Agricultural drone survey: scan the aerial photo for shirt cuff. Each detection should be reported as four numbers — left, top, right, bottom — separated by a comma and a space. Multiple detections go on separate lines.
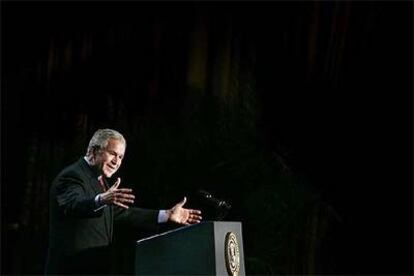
158, 210, 169, 223
94, 194, 107, 212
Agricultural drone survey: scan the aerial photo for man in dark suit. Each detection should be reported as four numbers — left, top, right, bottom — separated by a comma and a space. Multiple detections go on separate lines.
46, 128, 202, 275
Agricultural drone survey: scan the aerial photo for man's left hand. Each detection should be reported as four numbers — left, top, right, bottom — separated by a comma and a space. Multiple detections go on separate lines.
167, 197, 202, 225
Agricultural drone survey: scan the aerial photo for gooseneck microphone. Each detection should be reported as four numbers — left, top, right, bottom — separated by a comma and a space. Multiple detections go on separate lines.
196, 190, 232, 210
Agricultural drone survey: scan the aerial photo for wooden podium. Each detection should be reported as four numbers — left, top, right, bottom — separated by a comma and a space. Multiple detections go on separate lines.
135, 221, 245, 275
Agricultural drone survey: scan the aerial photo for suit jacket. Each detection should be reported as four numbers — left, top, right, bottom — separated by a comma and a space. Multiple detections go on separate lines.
45, 158, 159, 275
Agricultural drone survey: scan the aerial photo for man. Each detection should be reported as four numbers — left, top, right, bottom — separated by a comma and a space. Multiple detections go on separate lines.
46, 128, 202, 275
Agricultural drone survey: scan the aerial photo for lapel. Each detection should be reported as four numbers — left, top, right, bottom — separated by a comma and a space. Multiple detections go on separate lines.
78, 158, 113, 239
78, 158, 102, 194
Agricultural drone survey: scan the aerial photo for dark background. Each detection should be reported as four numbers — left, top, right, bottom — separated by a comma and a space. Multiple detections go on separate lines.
1, 1, 412, 275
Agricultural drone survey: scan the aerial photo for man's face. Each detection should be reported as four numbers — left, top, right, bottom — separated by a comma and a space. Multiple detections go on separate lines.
94, 138, 125, 178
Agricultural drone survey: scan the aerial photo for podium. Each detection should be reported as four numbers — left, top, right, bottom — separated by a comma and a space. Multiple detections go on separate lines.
135, 221, 245, 275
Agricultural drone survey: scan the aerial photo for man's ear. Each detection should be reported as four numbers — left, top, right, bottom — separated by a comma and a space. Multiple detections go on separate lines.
92, 146, 102, 159
87, 146, 100, 162
92, 145, 101, 154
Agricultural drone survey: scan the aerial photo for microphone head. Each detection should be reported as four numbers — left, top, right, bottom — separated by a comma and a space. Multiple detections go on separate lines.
193, 189, 232, 221
197, 190, 212, 199
196, 189, 231, 209
219, 200, 232, 210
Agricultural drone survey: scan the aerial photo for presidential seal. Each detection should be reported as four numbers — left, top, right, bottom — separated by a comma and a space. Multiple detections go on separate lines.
225, 232, 240, 276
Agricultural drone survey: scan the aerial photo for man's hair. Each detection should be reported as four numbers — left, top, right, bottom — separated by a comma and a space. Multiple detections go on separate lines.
86, 128, 126, 156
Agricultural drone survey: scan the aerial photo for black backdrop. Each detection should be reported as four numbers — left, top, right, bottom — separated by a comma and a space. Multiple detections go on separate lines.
1, 1, 412, 275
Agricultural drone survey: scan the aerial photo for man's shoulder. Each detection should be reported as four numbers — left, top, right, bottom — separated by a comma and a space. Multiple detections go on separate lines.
60, 158, 84, 172
53, 158, 89, 182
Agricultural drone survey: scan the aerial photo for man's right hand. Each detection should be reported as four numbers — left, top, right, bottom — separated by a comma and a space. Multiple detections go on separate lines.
99, 177, 135, 209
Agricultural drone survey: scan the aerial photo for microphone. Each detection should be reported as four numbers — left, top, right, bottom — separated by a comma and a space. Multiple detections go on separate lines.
196, 190, 232, 210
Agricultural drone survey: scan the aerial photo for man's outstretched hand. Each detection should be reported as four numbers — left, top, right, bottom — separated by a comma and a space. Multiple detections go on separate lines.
167, 197, 202, 225
100, 177, 135, 209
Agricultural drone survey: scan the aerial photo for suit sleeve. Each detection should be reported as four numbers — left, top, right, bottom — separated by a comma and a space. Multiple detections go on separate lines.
54, 172, 103, 218
114, 206, 159, 232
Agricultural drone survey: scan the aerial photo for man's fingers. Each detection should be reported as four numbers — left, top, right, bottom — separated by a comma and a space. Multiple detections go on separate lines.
188, 209, 202, 220
115, 188, 134, 193
187, 209, 202, 224
113, 177, 121, 189
190, 214, 202, 221
104, 190, 135, 205
117, 198, 134, 204
114, 192, 135, 199
177, 197, 187, 207
189, 209, 202, 215
187, 218, 201, 224
114, 193, 135, 204
113, 201, 129, 209
108, 178, 121, 191
111, 196, 134, 205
